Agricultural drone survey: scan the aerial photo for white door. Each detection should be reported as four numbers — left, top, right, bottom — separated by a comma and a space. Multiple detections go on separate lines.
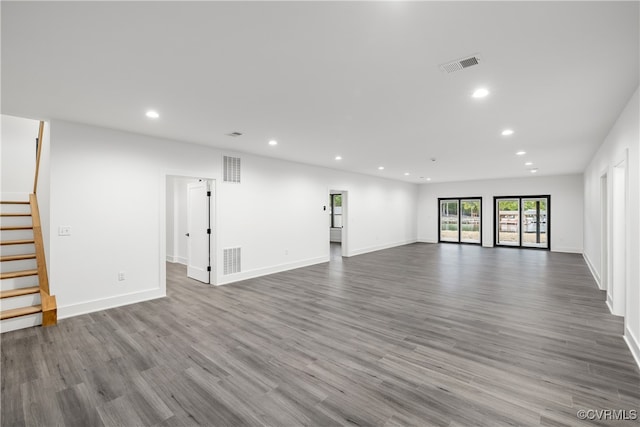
187, 181, 210, 283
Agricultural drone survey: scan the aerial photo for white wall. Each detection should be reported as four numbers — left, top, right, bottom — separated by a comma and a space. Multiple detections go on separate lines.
1, 115, 38, 196
583, 87, 639, 368
417, 174, 584, 253
48, 120, 418, 317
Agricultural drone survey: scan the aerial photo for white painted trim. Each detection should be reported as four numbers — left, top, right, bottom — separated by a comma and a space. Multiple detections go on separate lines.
166, 255, 187, 265
217, 255, 329, 286
582, 252, 602, 290
346, 239, 418, 257
606, 296, 616, 316
417, 238, 437, 244
624, 326, 640, 370
58, 288, 166, 319
551, 247, 583, 254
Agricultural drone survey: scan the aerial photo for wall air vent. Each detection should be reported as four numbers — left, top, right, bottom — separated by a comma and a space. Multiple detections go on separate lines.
223, 247, 241, 275
439, 54, 482, 74
223, 156, 241, 183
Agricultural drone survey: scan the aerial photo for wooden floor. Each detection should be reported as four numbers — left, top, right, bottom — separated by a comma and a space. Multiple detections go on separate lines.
2, 243, 639, 426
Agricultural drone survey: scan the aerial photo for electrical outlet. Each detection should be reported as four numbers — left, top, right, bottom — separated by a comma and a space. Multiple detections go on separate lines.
58, 226, 71, 236
118, 271, 125, 281
284, 249, 289, 255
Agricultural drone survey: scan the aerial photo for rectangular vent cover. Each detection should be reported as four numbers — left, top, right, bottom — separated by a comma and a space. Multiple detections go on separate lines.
223, 247, 241, 275
223, 156, 241, 183
439, 54, 481, 74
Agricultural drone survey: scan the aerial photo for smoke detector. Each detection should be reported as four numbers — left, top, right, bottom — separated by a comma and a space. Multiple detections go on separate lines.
439, 54, 482, 74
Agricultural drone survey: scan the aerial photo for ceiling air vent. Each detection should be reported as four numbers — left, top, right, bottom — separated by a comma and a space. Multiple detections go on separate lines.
226, 132, 243, 137
223, 156, 241, 183
439, 54, 481, 74
223, 247, 241, 275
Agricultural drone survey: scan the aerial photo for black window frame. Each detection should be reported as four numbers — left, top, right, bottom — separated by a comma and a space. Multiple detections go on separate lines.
437, 197, 483, 245
493, 195, 550, 250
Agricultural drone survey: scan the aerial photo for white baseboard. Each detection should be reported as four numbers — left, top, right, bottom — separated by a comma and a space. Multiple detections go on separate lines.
582, 252, 602, 290
417, 238, 437, 244
347, 239, 418, 257
166, 255, 187, 265
217, 255, 329, 286
606, 297, 615, 316
551, 247, 583, 254
58, 288, 166, 319
624, 326, 640, 370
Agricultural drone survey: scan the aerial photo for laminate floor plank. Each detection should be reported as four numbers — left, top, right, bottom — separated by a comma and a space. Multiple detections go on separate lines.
2, 243, 639, 426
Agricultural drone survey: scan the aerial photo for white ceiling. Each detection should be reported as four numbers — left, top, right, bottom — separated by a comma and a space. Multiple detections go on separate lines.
2, 1, 638, 183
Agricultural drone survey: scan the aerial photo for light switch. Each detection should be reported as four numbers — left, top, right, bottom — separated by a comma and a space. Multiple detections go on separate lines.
58, 226, 71, 236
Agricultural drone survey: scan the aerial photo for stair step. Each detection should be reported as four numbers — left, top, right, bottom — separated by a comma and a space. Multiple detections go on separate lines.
0, 226, 33, 231
0, 269, 38, 280
0, 201, 30, 205
0, 213, 31, 217
0, 254, 37, 262
0, 286, 40, 299
0, 239, 35, 246
0, 305, 42, 320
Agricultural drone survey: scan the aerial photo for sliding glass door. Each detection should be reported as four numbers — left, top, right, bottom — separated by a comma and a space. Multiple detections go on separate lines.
439, 198, 482, 244
494, 196, 549, 249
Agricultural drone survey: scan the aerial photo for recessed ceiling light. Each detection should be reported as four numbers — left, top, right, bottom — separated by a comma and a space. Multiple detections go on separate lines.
378, 166, 385, 170
335, 156, 342, 160
472, 88, 489, 98
146, 110, 159, 119
516, 151, 526, 156
525, 162, 533, 166
268, 140, 278, 146
501, 129, 514, 136
530, 168, 538, 173
404, 172, 410, 176
426, 178, 432, 181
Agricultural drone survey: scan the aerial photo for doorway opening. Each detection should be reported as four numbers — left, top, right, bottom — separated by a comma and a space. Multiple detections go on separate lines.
329, 190, 348, 261
166, 175, 215, 285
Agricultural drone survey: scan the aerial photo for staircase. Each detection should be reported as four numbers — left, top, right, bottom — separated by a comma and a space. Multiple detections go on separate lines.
0, 121, 57, 331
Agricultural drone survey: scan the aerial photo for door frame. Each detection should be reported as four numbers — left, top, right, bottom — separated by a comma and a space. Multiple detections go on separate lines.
493, 195, 551, 250
328, 189, 348, 257
162, 173, 217, 291
437, 197, 483, 245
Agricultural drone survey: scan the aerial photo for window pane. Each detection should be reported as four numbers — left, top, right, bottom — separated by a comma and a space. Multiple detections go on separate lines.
460, 199, 481, 243
522, 198, 548, 248
497, 199, 520, 245
440, 200, 459, 242
333, 215, 342, 228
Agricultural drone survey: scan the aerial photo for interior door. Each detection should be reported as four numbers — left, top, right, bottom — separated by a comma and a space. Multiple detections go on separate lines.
187, 181, 210, 283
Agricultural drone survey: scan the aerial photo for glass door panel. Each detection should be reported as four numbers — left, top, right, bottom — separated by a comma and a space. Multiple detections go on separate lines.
496, 199, 520, 246
460, 199, 481, 243
440, 200, 459, 242
522, 198, 548, 248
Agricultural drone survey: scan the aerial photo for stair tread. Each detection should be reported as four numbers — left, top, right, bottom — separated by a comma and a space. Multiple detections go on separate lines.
0, 213, 31, 217
0, 226, 34, 230
0, 254, 37, 262
0, 201, 30, 205
0, 305, 42, 320
0, 239, 35, 246
0, 286, 40, 299
0, 269, 38, 280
